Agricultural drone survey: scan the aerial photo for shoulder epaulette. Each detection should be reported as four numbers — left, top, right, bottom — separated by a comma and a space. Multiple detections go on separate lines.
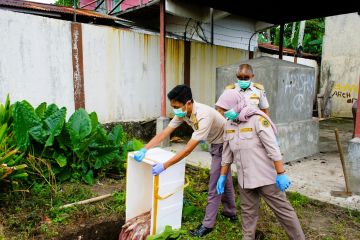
253, 83, 265, 91
225, 83, 236, 90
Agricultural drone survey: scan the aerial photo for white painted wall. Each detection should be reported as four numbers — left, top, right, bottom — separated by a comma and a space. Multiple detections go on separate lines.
0, 9, 75, 114
0, 9, 248, 123
82, 25, 162, 122
321, 13, 360, 117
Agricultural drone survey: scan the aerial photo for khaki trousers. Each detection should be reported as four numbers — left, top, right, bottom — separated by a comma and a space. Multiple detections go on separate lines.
239, 184, 305, 240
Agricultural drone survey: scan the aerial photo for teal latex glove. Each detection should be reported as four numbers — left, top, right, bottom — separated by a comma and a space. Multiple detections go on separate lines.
152, 163, 165, 175
134, 148, 147, 162
216, 175, 227, 194
276, 174, 291, 192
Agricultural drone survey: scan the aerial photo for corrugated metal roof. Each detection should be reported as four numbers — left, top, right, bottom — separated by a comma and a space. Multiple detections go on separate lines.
0, 0, 120, 21
258, 42, 318, 59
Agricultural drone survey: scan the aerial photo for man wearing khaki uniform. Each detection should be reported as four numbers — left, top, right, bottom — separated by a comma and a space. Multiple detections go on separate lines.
226, 63, 270, 115
133, 85, 237, 237
215, 89, 305, 240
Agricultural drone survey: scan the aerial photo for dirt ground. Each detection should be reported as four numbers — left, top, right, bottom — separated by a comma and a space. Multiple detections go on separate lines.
286, 117, 360, 210
2, 118, 360, 240
166, 117, 360, 211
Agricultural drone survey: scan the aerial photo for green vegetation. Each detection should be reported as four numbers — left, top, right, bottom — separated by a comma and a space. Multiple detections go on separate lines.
1, 165, 360, 239
55, 0, 79, 7
258, 18, 325, 55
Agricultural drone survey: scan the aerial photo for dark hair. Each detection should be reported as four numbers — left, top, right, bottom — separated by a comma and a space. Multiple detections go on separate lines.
167, 85, 193, 104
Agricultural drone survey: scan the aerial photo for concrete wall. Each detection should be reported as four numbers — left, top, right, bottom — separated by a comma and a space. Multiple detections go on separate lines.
216, 56, 316, 123
0, 9, 75, 114
82, 25, 163, 122
191, 42, 248, 107
216, 56, 319, 161
258, 53, 319, 96
0, 9, 247, 123
321, 13, 360, 117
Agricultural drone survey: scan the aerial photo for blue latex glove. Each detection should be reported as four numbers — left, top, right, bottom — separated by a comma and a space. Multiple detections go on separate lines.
216, 175, 227, 195
152, 163, 165, 175
276, 174, 291, 192
134, 148, 147, 162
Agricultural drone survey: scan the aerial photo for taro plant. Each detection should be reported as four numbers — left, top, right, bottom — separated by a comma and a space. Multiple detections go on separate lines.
12, 100, 127, 185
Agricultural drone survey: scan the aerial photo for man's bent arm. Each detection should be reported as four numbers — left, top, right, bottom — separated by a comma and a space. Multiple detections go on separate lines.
163, 138, 199, 169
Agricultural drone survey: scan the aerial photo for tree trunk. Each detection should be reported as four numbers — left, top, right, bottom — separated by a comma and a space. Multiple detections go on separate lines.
298, 20, 306, 47
290, 22, 296, 41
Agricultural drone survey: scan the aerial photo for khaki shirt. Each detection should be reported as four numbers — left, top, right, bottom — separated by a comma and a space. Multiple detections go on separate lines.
221, 115, 282, 189
234, 82, 269, 110
168, 101, 226, 144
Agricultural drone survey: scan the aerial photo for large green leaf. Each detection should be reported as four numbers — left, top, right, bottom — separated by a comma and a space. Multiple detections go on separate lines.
127, 139, 144, 151
13, 101, 41, 151
28, 124, 49, 144
56, 127, 72, 151
82, 170, 94, 185
67, 108, 92, 146
44, 104, 59, 119
35, 102, 47, 119
0, 123, 7, 144
108, 125, 124, 146
92, 149, 119, 169
55, 154, 67, 168
3, 94, 11, 124
89, 112, 99, 133
44, 107, 66, 147
0, 104, 5, 125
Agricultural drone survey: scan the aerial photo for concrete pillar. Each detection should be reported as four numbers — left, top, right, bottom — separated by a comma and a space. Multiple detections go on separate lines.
157, 117, 170, 147
347, 138, 360, 194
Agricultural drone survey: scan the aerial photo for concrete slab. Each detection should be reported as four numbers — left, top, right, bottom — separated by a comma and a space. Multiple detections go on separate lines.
347, 137, 360, 194
216, 56, 319, 162
277, 118, 319, 162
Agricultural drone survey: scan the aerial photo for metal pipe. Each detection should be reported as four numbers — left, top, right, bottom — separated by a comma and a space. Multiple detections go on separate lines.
79, 0, 98, 9
94, 0, 104, 11
160, 0, 166, 117
73, 0, 76, 22
108, 0, 124, 15
210, 8, 214, 45
279, 23, 285, 59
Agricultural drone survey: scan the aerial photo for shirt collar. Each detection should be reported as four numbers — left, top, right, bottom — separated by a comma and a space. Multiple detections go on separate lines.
184, 101, 197, 121
238, 82, 254, 92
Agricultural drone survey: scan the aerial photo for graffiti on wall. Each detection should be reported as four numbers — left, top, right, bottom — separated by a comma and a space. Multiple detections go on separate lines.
284, 71, 314, 112
332, 83, 358, 103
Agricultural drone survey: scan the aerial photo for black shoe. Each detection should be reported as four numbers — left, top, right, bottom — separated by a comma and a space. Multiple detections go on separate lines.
189, 224, 213, 237
221, 213, 238, 223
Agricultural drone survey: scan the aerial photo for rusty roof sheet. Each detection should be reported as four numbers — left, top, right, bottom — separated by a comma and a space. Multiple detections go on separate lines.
0, 0, 120, 21
258, 42, 318, 59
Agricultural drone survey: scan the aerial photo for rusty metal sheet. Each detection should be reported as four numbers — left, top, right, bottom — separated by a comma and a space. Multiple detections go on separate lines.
0, 0, 120, 20
71, 23, 85, 110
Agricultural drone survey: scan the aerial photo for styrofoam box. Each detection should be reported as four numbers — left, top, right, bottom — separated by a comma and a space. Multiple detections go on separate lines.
126, 148, 186, 235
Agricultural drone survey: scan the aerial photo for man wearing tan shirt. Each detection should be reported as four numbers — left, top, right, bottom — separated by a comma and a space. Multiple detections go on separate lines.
133, 85, 237, 237
225, 63, 270, 115
215, 89, 305, 240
